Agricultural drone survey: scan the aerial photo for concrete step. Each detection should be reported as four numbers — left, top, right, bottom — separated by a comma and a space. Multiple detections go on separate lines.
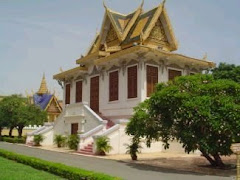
84, 147, 93, 151
78, 150, 94, 155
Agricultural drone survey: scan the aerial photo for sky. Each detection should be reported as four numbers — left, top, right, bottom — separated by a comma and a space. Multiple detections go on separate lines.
0, 0, 239, 98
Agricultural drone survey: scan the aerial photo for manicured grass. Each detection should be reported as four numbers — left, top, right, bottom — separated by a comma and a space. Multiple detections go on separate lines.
0, 149, 121, 180
0, 156, 63, 180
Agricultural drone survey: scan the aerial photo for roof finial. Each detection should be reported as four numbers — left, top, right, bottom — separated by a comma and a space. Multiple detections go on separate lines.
162, 0, 167, 7
203, 53, 208, 60
103, 0, 107, 9
141, 0, 144, 8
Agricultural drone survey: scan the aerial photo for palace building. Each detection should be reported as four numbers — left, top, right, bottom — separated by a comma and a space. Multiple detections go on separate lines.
27, 1, 215, 154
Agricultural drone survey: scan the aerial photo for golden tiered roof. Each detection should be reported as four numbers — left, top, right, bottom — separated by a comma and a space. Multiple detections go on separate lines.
53, 0, 215, 81
37, 74, 48, 95
77, 0, 178, 64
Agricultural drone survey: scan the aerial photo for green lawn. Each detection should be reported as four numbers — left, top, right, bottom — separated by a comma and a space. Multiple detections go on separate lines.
0, 156, 63, 180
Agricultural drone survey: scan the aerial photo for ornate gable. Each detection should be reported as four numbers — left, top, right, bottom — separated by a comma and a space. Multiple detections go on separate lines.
147, 18, 169, 47
45, 96, 62, 114
106, 24, 119, 44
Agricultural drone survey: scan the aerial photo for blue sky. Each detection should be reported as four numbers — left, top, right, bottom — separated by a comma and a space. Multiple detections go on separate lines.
0, 0, 239, 98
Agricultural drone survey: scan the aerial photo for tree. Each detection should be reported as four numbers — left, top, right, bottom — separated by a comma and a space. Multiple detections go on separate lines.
0, 95, 23, 137
0, 102, 7, 137
126, 74, 240, 167
212, 63, 240, 83
16, 104, 47, 137
0, 95, 47, 137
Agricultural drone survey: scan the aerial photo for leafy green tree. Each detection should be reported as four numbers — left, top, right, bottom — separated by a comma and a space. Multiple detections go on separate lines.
0, 95, 24, 136
126, 74, 240, 167
16, 104, 47, 137
0, 102, 7, 137
212, 63, 240, 83
0, 95, 47, 137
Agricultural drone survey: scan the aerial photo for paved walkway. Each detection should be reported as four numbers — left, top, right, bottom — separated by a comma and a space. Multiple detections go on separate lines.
0, 142, 233, 180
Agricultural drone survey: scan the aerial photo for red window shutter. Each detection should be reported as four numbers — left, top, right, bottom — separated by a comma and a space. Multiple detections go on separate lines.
75, 81, 82, 103
65, 84, 71, 105
168, 69, 182, 81
128, 66, 137, 98
109, 71, 119, 101
147, 66, 158, 97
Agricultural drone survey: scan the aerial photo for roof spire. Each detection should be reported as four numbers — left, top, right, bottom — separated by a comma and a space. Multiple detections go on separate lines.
162, 0, 167, 7
103, 0, 108, 9
141, 0, 144, 8
37, 73, 48, 95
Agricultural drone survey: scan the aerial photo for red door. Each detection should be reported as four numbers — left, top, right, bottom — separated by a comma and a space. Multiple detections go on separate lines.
71, 123, 78, 135
90, 76, 99, 112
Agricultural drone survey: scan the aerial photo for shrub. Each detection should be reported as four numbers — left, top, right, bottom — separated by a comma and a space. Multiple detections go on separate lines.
0, 136, 25, 144
96, 136, 112, 155
33, 134, 44, 146
0, 149, 121, 180
67, 135, 79, 150
54, 135, 66, 148
125, 137, 142, 161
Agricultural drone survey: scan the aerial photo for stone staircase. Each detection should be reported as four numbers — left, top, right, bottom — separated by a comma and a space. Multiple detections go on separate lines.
97, 113, 115, 129
78, 113, 115, 155
78, 142, 94, 155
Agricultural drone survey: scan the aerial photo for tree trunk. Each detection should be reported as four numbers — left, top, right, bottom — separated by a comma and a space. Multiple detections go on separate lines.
0, 126, 2, 137
17, 126, 24, 138
9, 126, 14, 137
200, 150, 217, 166
213, 154, 225, 167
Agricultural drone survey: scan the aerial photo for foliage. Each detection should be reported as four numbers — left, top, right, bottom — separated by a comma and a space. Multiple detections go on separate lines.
0, 95, 24, 136
16, 104, 47, 137
0, 95, 47, 137
67, 134, 80, 150
0, 149, 121, 180
0, 136, 25, 144
96, 136, 112, 155
33, 134, 44, 146
212, 63, 240, 83
54, 135, 66, 148
125, 137, 142, 160
0, 156, 61, 180
126, 74, 240, 167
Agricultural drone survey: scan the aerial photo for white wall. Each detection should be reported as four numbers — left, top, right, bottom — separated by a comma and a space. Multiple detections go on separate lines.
93, 123, 188, 155
62, 61, 198, 121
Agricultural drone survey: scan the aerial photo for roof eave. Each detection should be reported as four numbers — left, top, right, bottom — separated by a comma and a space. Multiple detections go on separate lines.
53, 67, 88, 80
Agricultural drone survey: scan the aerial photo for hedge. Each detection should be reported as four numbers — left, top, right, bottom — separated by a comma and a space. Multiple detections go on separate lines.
0, 149, 121, 180
0, 137, 25, 144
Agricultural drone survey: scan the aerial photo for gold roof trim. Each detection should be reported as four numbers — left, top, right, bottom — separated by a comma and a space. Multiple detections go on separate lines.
85, 32, 100, 56
105, 9, 123, 41
37, 74, 48, 95
161, 8, 178, 50
121, 5, 143, 41
76, 52, 99, 64
142, 2, 163, 41
95, 45, 215, 68
101, 1, 143, 42
53, 66, 88, 80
